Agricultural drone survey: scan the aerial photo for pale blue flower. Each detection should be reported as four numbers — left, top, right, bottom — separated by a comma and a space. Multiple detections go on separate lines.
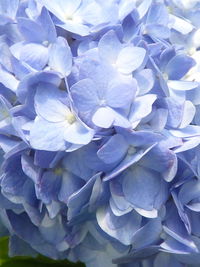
0, 0, 200, 266
29, 82, 94, 151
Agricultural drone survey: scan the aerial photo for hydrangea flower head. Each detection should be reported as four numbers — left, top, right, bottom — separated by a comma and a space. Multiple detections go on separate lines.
0, 0, 200, 267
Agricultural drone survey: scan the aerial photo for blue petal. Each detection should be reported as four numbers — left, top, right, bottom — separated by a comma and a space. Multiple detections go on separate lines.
0, 68, 19, 92
58, 171, 84, 203
118, 0, 135, 20
17, 71, 61, 104
129, 94, 157, 123
67, 174, 98, 220
168, 80, 199, 91
98, 30, 122, 64
36, 171, 61, 204
17, 17, 46, 43
49, 37, 72, 77
141, 146, 177, 182
96, 206, 141, 245
29, 118, 66, 151
0, 0, 19, 24
9, 235, 37, 257
21, 154, 40, 183
36, 7, 57, 43
179, 101, 195, 129
71, 78, 99, 115
63, 121, 94, 145
170, 125, 200, 138
178, 180, 200, 208
132, 218, 162, 249
135, 69, 155, 95
137, 0, 152, 19
104, 143, 156, 181
154, 252, 184, 267
145, 24, 170, 39
41, 0, 81, 22
34, 151, 61, 169
92, 107, 114, 128
160, 236, 196, 254
56, 20, 90, 36
122, 166, 161, 211
116, 47, 146, 74
170, 14, 194, 35
34, 82, 68, 122
165, 54, 196, 80
1, 168, 26, 196
146, 3, 169, 25
113, 246, 159, 265
62, 148, 94, 180
97, 134, 128, 164
149, 108, 168, 131
106, 79, 136, 108
19, 43, 49, 70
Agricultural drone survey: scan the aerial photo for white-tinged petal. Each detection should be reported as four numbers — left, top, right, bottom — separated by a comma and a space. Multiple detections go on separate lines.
179, 101, 196, 129
64, 121, 94, 145
116, 47, 146, 74
29, 117, 66, 151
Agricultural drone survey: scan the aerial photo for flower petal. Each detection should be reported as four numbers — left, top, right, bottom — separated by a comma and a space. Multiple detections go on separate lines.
116, 47, 146, 74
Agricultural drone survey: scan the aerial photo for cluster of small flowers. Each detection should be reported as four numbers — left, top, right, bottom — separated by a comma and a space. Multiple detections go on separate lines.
0, 0, 200, 266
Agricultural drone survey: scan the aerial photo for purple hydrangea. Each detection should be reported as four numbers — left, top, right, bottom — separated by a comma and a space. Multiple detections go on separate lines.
0, 0, 200, 266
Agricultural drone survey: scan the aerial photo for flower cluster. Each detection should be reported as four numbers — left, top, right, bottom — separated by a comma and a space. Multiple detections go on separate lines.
0, 0, 200, 266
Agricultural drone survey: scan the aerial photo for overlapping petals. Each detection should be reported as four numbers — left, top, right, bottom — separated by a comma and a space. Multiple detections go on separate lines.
0, 1, 200, 267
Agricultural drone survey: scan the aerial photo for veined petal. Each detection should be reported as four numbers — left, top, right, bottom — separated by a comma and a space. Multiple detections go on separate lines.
37, 7, 57, 43
129, 94, 157, 123
97, 206, 141, 245
19, 43, 49, 70
17, 17, 46, 43
106, 79, 136, 108
122, 166, 161, 211
145, 24, 170, 39
146, 2, 169, 25
170, 125, 200, 137
116, 47, 146, 74
165, 54, 196, 80
49, 37, 72, 77
58, 171, 84, 203
0, 68, 19, 92
56, 20, 90, 36
64, 121, 94, 145
168, 80, 199, 91
104, 143, 156, 181
97, 134, 128, 164
71, 78, 99, 114
92, 107, 114, 128
135, 69, 155, 95
34, 82, 69, 123
0, 0, 19, 21
179, 101, 196, 129
29, 117, 66, 151
98, 30, 122, 64
41, 0, 81, 22
170, 14, 194, 35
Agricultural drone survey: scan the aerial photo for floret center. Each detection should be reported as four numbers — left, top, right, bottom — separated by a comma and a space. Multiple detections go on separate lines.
66, 112, 76, 124
128, 145, 136, 155
99, 99, 107, 106
65, 13, 82, 23
188, 47, 196, 56
54, 167, 63, 175
65, 13, 74, 20
163, 73, 168, 81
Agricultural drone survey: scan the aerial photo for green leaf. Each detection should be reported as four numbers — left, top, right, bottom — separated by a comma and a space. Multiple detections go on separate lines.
0, 237, 9, 262
0, 236, 85, 267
